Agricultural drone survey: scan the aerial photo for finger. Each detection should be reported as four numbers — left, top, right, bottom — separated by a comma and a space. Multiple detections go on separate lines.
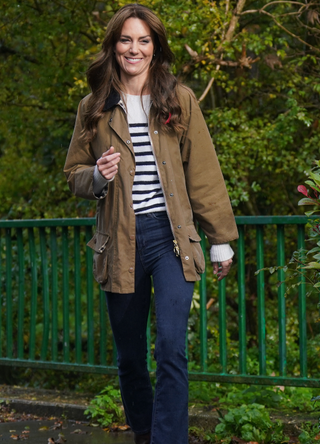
217, 261, 233, 281
98, 163, 119, 180
98, 154, 121, 167
101, 146, 115, 157
97, 153, 120, 166
212, 262, 219, 275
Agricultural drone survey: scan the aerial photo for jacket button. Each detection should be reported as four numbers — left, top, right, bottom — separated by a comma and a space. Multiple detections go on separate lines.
130, 169, 134, 175
185, 256, 189, 260
154, 130, 158, 134
130, 203, 133, 208
129, 267, 134, 273
170, 193, 173, 197
109, 118, 112, 122
177, 225, 181, 228
162, 161, 166, 165
130, 235, 135, 240
126, 140, 131, 144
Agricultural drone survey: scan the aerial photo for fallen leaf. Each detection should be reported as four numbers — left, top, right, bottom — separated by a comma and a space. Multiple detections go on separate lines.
117, 425, 130, 431
49, 423, 62, 431
56, 434, 67, 443
39, 426, 50, 431
71, 429, 87, 434
10, 435, 19, 440
48, 439, 55, 444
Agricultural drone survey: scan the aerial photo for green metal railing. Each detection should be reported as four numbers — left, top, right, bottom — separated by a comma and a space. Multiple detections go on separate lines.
0, 216, 318, 387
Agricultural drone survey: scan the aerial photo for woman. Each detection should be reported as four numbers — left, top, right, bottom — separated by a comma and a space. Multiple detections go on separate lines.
64, 4, 238, 444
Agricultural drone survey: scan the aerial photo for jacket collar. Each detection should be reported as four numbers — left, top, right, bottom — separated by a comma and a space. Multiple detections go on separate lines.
103, 89, 121, 112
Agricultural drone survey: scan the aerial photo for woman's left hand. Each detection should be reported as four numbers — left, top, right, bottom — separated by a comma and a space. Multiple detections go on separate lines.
212, 259, 233, 281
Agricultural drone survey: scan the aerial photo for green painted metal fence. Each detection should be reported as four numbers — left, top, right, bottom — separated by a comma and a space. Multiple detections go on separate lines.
0, 216, 318, 387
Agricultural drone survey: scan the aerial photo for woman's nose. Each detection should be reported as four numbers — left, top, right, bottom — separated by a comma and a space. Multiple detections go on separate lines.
129, 42, 139, 54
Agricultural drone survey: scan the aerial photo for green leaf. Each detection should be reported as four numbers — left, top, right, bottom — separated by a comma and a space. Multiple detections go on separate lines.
298, 198, 317, 206
304, 262, 320, 269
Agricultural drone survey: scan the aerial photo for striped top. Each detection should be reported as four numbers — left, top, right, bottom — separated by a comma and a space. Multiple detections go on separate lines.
126, 94, 166, 215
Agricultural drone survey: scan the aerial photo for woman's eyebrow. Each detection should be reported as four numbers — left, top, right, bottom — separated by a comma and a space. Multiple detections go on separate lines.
120, 34, 151, 39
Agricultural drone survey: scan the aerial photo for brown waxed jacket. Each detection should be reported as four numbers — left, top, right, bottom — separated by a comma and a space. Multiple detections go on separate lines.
64, 84, 238, 294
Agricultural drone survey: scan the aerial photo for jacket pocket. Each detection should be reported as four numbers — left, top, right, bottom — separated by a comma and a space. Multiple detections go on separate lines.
87, 232, 110, 285
186, 225, 205, 275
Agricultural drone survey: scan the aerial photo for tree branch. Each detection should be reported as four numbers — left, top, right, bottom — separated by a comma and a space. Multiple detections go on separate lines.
217, 0, 248, 52
241, 1, 313, 15
0, 44, 39, 63
198, 0, 248, 103
262, 9, 320, 53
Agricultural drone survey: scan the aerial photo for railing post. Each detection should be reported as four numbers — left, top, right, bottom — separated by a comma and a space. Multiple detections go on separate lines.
28, 227, 37, 361
5, 228, 13, 359
298, 224, 307, 378
62, 226, 70, 363
277, 225, 287, 376
237, 225, 246, 374
256, 225, 266, 375
40, 227, 50, 361
50, 227, 58, 362
17, 228, 25, 360
219, 278, 227, 373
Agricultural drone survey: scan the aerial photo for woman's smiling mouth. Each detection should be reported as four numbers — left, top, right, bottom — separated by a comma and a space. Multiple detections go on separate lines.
125, 57, 142, 63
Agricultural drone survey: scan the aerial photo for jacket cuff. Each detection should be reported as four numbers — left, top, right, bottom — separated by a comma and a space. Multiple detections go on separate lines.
210, 244, 234, 262
93, 165, 114, 198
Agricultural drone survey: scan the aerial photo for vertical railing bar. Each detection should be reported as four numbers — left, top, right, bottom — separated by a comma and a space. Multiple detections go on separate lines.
74, 226, 82, 364
28, 227, 37, 361
99, 288, 107, 365
218, 279, 227, 373
17, 228, 25, 359
277, 225, 286, 376
85, 226, 94, 365
237, 225, 246, 374
256, 225, 266, 375
199, 229, 207, 372
62, 226, 70, 363
5, 228, 13, 359
298, 224, 307, 377
50, 227, 58, 362
40, 227, 50, 361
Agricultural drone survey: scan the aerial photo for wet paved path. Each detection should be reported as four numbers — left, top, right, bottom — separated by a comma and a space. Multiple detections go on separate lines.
0, 420, 133, 444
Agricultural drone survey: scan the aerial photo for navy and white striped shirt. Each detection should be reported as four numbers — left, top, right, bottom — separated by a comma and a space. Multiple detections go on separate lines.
126, 94, 166, 215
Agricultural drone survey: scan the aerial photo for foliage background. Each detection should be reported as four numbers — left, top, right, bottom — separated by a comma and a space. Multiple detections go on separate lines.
1, 0, 319, 219
0, 0, 320, 394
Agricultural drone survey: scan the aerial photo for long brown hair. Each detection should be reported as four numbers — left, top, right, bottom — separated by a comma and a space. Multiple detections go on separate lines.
84, 3, 184, 142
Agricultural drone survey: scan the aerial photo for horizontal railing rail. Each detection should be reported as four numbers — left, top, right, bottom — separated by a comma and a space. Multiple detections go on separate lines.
0, 216, 318, 387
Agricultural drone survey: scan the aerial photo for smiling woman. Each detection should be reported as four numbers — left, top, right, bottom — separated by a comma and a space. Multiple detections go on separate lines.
115, 18, 154, 91
64, 4, 238, 444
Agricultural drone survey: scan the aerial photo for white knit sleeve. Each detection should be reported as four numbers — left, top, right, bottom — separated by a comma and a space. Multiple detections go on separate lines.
210, 244, 234, 262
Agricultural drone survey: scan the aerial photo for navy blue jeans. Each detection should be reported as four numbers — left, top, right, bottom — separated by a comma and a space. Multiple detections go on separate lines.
106, 212, 194, 444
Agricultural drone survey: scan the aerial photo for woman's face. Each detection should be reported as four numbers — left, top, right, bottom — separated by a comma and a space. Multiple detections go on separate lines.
115, 18, 154, 85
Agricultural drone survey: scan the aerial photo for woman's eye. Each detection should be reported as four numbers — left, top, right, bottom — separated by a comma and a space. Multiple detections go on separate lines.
142, 39, 150, 44
120, 38, 129, 43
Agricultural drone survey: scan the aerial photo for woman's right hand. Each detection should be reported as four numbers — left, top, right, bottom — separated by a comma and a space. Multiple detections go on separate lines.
96, 146, 121, 181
